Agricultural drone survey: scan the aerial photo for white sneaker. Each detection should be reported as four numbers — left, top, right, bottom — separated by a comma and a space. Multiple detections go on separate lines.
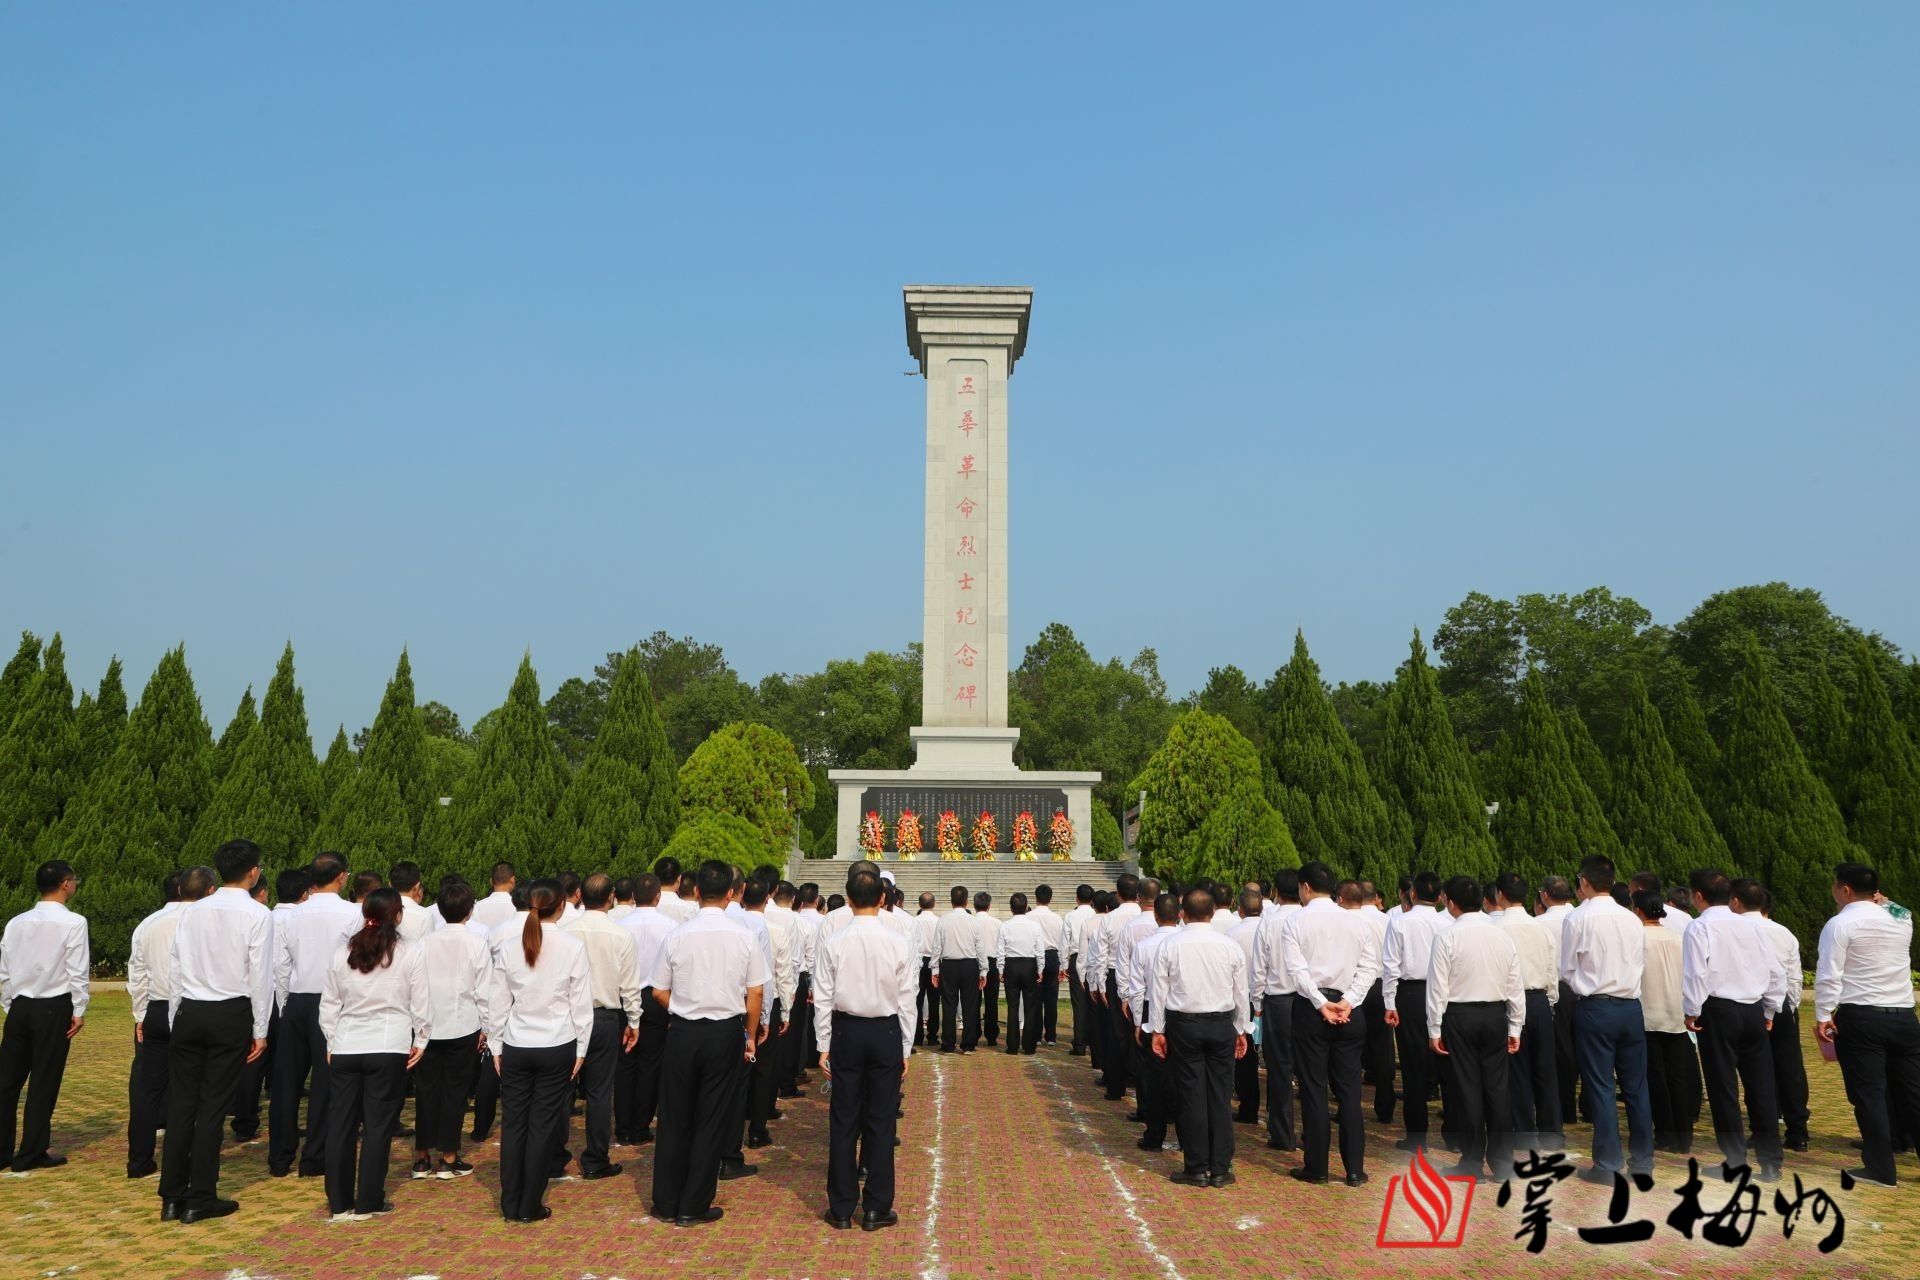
329, 1211, 370, 1223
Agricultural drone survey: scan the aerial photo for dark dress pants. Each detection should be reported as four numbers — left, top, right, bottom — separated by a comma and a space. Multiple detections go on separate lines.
652, 1014, 746, 1220
1003, 957, 1041, 1054
1040, 948, 1061, 1043
229, 1002, 273, 1139
1136, 1002, 1171, 1146
580, 1008, 624, 1173
1394, 980, 1437, 1142
1646, 1029, 1701, 1153
1104, 970, 1130, 1097
271, 991, 329, 1174
826, 1013, 904, 1219
0, 994, 73, 1169
939, 960, 980, 1051
1769, 1003, 1810, 1147
916, 959, 937, 1046
324, 1052, 407, 1215
1167, 1011, 1236, 1177
1509, 989, 1562, 1151
1572, 995, 1654, 1175
127, 1004, 170, 1172
1293, 994, 1365, 1180
471, 1042, 501, 1138
1233, 1003, 1261, 1122
746, 999, 784, 1139
1261, 991, 1297, 1146
497, 1042, 575, 1220
1554, 981, 1580, 1121
617, 991, 667, 1139
1441, 1002, 1511, 1179
159, 997, 250, 1210
414, 1032, 479, 1155
983, 959, 1001, 1047
1697, 996, 1782, 1171
1068, 957, 1090, 1053
1833, 1003, 1920, 1185
1361, 979, 1395, 1121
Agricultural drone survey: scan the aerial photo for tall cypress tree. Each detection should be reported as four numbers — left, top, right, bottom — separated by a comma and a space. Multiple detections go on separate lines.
1266, 630, 1407, 887
36, 647, 214, 965
550, 652, 678, 871
0, 634, 82, 885
1893, 659, 1920, 746
1801, 656, 1851, 801
1378, 631, 1498, 879
1491, 670, 1621, 887
1719, 641, 1855, 950
0, 631, 41, 732
1837, 636, 1920, 909
1608, 675, 1729, 885
1657, 675, 1727, 823
320, 725, 355, 805
211, 687, 257, 786
74, 657, 128, 782
312, 651, 435, 865
189, 644, 324, 868
447, 654, 569, 882
1129, 709, 1296, 886
1562, 707, 1613, 810
360, 650, 434, 832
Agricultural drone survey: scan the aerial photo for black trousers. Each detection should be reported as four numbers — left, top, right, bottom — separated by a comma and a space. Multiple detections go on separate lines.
1769, 1004, 1810, 1146
653, 1014, 745, 1219
1834, 1003, 1920, 1185
1697, 996, 1781, 1170
1068, 957, 1090, 1053
916, 959, 937, 1046
1104, 971, 1130, 1098
1361, 980, 1395, 1121
128, 1004, 170, 1172
0, 993, 73, 1169
983, 959, 1001, 1046
1260, 992, 1297, 1146
617, 990, 666, 1140
1394, 980, 1437, 1140
579, 1008, 623, 1173
160, 997, 250, 1209
1646, 1029, 1701, 1153
271, 992, 329, 1173
1554, 981, 1579, 1122
1441, 1002, 1511, 1179
1136, 1001, 1171, 1146
1509, 990, 1562, 1151
1233, 1004, 1261, 1121
746, 999, 784, 1137
324, 1052, 406, 1215
827, 1013, 903, 1218
1040, 948, 1061, 1043
1293, 993, 1365, 1179
779, 977, 808, 1094
1003, 958, 1041, 1054
229, 1002, 273, 1138
498, 1043, 574, 1220
414, 1032, 479, 1155
939, 960, 980, 1051
1168, 1011, 1236, 1177
472, 1042, 500, 1138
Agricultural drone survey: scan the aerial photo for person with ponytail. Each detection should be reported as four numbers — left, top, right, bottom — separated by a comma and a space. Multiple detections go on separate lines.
483, 878, 591, 1224
318, 887, 429, 1222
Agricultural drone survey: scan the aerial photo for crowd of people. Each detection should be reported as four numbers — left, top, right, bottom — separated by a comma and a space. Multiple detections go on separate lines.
0, 843, 1918, 1238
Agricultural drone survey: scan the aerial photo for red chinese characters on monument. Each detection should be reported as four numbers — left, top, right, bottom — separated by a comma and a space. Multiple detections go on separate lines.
958, 410, 976, 436
945, 359, 988, 724
957, 572, 975, 591
955, 496, 977, 518
957, 454, 977, 478
954, 643, 978, 668
956, 535, 977, 556
955, 684, 978, 706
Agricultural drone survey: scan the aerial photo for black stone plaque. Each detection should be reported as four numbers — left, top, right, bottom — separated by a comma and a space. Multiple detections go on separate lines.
856, 786, 1070, 853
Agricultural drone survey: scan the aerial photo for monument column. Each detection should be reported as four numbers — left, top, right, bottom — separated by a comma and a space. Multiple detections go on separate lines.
904, 285, 1030, 772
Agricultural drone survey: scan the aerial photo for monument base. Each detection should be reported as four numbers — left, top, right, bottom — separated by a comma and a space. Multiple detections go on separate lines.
828, 765, 1102, 860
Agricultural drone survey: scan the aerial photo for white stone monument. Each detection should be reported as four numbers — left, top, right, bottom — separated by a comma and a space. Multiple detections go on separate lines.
829, 286, 1100, 859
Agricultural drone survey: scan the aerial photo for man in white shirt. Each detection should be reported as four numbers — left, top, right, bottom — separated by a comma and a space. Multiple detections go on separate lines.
616, 874, 679, 1146
1815, 861, 1920, 1187
1354, 881, 1396, 1123
932, 886, 984, 1053
912, 892, 941, 1049
392, 861, 433, 942
1535, 874, 1579, 1131
1226, 888, 1265, 1123
789, 883, 826, 1084
1381, 871, 1450, 1151
648, 859, 768, 1227
564, 874, 643, 1180
126, 870, 194, 1178
1735, 879, 1810, 1151
609, 878, 638, 921
1282, 868, 1380, 1186
1428, 876, 1523, 1183
1110, 878, 1160, 1098
998, 894, 1048, 1056
1145, 887, 1253, 1187
654, 857, 698, 925
235, 868, 309, 1149
1250, 869, 1304, 1149
0, 859, 90, 1173
1560, 855, 1654, 1183
1063, 884, 1096, 1056
270, 851, 360, 1178
471, 862, 520, 932
1124, 893, 1181, 1149
1096, 873, 1145, 1100
1491, 874, 1562, 1154
974, 892, 1003, 1048
1036, 886, 1067, 1043
814, 869, 914, 1232
161, 839, 272, 1223
743, 879, 799, 1149
1682, 870, 1788, 1179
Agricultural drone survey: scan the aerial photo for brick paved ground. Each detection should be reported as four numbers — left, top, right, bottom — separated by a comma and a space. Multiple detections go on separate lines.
2, 993, 1914, 1279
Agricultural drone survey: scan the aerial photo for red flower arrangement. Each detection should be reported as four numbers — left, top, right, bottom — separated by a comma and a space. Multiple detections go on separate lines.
896, 808, 924, 860
1048, 809, 1076, 861
1012, 810, 1040, 861
937, 810, 965, 861
859, 810, 886, 859
969, 810, 1000, 860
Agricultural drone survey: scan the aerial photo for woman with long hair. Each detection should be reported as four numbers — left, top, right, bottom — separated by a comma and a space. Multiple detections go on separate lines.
319, 887, 429, 1221
484, 878, 592, 1224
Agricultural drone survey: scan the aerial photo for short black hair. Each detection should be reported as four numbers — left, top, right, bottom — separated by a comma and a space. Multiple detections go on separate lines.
216, 839, 262, 885
848, 871, 883, 908
696, 859, 733, 902
389, 861, 423, 893
950, 885, 969, 908
1076, 883, 1094, 904
1299, 862, 1335, 895
1443, 876, 1482, 913
1009, 892, 1028, 914
1730, 877, 1766, 911
1239, 887, 1263, 917
1411, 871, 1441, 903
35, 860, 75, 895
633, 873, 661, 905
1540, 875, 1573, 904
490, 860, 516, 888
1629, 870, 1663, 895
1274, 869, 1301, 903
1689, 869, 1731, 906
351, 870, 383, 901
774, 881, 795, 904
1608, 882, 1631, 907
276, 868, 313, 904
581, 872, 615, 909
309, 851, 348, 887
1114, 872, 1141, 900
438, 881, 476, 924
1154, 891, 1180, 924
1834, 862, 1878, 896
1034, 884, 1053, 905
652, 855, 681, 885
181, 865, 217, 900
973, 891, 991, 912
162, 870, 185, 902
613, 876, 636, 903
743, 880, 770, 908
826, 893, 846, 912
1494, 872, 1529, 907
1181, 887, 1215, 920
559, 871, 582, 899
1577, 855, 1616, 894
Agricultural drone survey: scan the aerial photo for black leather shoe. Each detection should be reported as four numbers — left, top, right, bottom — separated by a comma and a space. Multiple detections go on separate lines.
514, 1206, 553, 1224
1786, 1137, 1810, 1153
1841, 1168, 1898, 1188
632, 1130, 654, 1146
1575, 1166, 1617, 1185
717, 1162, 758, 1180
14, 1153, 66, 1170
582, 1164, 624, 1180
1265, 1138, 1296, 1151
1393, 1137, 1429, 1153
768, 1108, 784, 1121
746, 1132, 772, 1149
268, 1164, 291, 1178
1126, 1112, 1144, 1123
1344, 1173, 1370, 1188
675, 1207, 725, 1227
180, 1199, 240, 1224
127, 1162, 157, 1179
1136, 1138, 1164, 1152
1169, 1170, 1211, 1187
824, 1210, 853, 1229
1288, 1169, 1329, 1185
160, 1200, 185, 1222
861, 1209, 899, 1232
1210, 1171, 1237, 1188
1070, 1047, 1087, 1056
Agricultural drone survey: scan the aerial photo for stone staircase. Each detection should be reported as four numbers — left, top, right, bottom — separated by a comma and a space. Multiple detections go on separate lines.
784, 856, 1138, 917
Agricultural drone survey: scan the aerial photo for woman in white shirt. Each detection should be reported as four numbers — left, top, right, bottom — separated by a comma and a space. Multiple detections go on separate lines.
485, 879, 591, 1225
411, 882, 491, 1181
1631, 890, 1700, 1156
319, 888, 429, 1221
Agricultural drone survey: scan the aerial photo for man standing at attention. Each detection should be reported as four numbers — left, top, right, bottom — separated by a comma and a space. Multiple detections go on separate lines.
1146, 887, 1251, 1188
1681, 869, 1787, 1180
933, 886, 983, 1053
1250, 869, 1304, 1150
1031, 884, 1065, 1047
1561, 855, 1653, 1184
564, 873, 643, 1181
270, 851, 359, 1179
1816, 862, 1920, 1187
0, 860, 90, 1173
1282, 869, 1380, 1187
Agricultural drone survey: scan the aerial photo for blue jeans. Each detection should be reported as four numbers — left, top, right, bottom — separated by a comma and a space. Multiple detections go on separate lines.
1573, 995, 1654, 1174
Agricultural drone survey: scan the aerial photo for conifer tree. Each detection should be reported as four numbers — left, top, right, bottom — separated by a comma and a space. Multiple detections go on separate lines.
1656, 674, 1727, 822
211, 687, 257, 786
1266, 631, 1407, 887
1490, 671, 1621, 887
679, 722, 810, 857
1607, 675, 1729, 886
1562, 707, 1613, 810
320, 726, 355, 804
1837, 636, 1920, 909
1719, 641, 1856, 949
551, 652, 678, 872
36, 647, 214, 964
446, 654, 569, 882
74, 657, 128, 781
0, 634, 82, 885
1130, 709, 1297, 887
1800, 657, 1851, 801
0, 631, 41, 732
1377, 631, 1498, 879
359, 650, 434, 831
188, 644, 324, 868
1893, 660, 1920, 745
312, 651, 436, 865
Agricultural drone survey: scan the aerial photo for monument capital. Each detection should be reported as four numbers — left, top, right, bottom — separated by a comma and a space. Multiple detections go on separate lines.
903, 285, 1032, 374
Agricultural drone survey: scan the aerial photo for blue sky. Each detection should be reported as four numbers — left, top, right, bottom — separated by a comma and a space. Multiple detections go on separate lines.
4, 5, 1916, 740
